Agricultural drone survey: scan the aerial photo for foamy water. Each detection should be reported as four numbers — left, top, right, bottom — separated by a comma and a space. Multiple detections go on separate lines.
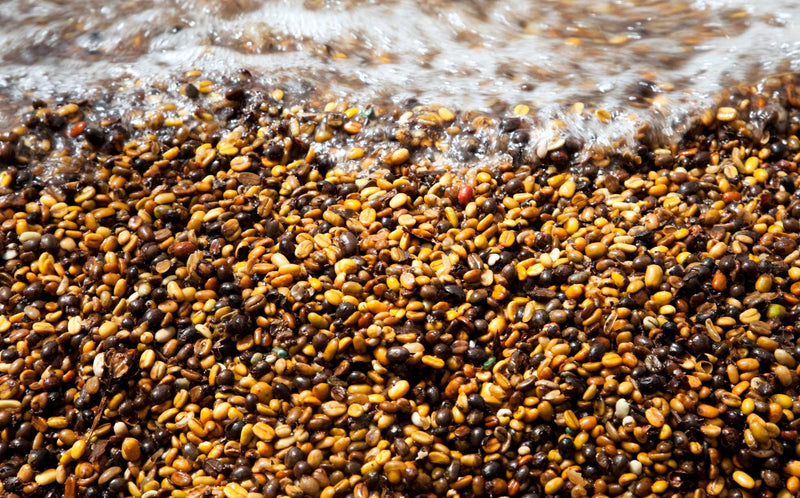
1, 0, 799, 146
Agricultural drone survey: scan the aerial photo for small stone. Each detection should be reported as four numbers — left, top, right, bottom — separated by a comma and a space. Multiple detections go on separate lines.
615, 399, 630, 418
122, 438, 141, 461
585, 243, 606, 258
732, 470, 755, 489
644, 265, 663, 288
458, 185, 473, 206
385, 148, 410, 165
172, 241, 197, 259
389, 193, 410, 209
716, 107, 738, 121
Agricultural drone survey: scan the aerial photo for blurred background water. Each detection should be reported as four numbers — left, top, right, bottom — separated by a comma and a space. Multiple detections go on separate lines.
1, 0, 799, 142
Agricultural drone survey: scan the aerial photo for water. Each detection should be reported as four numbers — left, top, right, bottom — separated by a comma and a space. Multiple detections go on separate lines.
1, 0, 799, 147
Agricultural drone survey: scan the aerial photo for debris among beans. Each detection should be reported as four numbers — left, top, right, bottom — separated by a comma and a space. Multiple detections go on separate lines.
1, 72, 800, 497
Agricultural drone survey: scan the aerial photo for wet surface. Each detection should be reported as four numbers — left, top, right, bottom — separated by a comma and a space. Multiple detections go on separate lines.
2, 4, 800, 497
1, 0, 799, 134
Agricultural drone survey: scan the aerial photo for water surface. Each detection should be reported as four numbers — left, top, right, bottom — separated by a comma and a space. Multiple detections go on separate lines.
1, 0, 799, 145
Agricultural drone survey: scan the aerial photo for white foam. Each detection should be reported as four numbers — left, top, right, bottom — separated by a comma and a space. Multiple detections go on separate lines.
1, 0, 799, 146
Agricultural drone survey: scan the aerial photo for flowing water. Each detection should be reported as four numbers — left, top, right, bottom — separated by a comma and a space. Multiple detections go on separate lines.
1, 0, 800, 148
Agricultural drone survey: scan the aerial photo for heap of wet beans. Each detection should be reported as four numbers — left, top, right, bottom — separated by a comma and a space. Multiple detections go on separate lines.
1, 72, 800, 498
